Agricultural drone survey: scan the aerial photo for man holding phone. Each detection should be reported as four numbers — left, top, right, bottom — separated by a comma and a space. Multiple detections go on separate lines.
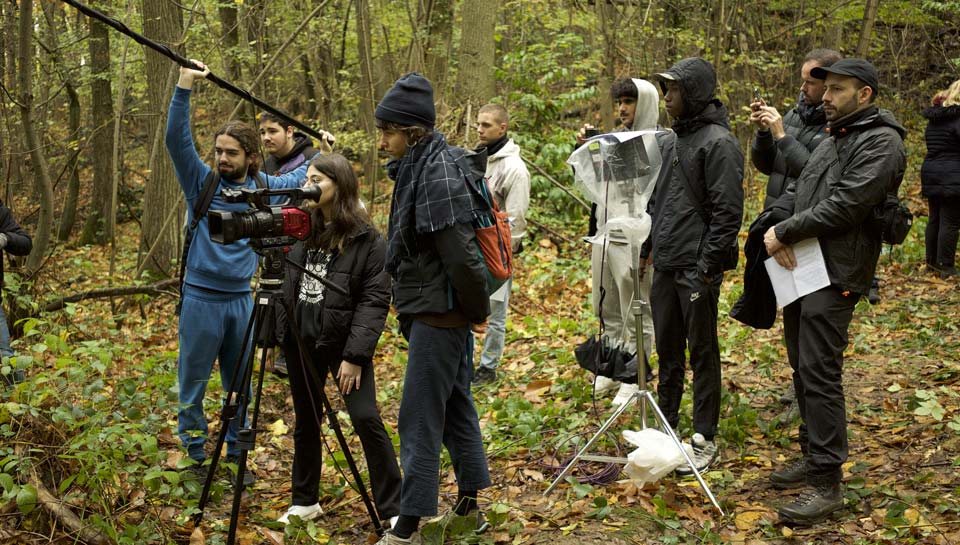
749, 49, 841, 210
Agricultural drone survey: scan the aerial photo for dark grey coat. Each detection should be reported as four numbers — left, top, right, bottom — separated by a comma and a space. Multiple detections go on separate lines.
751, 106, 829, 209
920, 105, 960, 199
774, 106, 906, 294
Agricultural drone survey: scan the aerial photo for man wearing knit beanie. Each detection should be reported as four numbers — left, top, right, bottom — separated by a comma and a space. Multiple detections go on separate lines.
375, 73, 492, 544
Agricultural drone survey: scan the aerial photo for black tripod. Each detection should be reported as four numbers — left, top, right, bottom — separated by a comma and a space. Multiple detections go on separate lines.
191, 238, 384, 543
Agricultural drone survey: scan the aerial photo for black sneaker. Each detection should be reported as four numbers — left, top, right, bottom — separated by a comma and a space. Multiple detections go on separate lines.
179, 460, 209, 481
674, 433, 718, 476
273, 353, 289, 377
473, 367, 497, 385
770, 458, 806, 489
778, 483, 843, 525
223, 454, 256, 488
1, 368, 24, 387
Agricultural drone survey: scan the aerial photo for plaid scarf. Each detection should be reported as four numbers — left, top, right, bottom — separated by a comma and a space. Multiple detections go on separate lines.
385, 131, 483, 275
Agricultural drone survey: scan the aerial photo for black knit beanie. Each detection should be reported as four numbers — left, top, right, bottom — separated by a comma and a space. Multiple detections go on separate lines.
375, 72, 436, 129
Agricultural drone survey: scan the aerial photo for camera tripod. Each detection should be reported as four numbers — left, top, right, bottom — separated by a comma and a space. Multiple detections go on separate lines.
545, 246, 724, 516
191, 239, 385, 543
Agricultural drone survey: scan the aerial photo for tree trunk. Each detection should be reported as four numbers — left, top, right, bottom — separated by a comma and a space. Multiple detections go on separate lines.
596, 0, 615, 131
79, 20, 114, 245
218, 2, 241, 83
425, 0, 454, 100
355, 0, 379, 206
454, 0, 498, 136
16, 0, 53, 272
40, 2, 81, 241
138, 0, 183, 278
856, 0, 881, 58
3, 0, 15, 91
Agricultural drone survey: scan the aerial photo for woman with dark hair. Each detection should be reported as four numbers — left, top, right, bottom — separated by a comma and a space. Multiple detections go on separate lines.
921, 79, 960, 278
276, 153, 401, 526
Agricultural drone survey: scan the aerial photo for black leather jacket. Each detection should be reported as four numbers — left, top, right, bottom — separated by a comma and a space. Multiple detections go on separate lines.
774, 106, 906, 295
751, 106, 829, 208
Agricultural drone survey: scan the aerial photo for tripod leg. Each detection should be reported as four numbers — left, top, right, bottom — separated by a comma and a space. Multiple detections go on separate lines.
639, 391, 724, 515
193, 296, 260, 527
283, 297, 385, 536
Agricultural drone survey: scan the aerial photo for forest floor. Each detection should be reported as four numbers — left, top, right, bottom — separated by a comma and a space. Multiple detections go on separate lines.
2, 221, 959, 545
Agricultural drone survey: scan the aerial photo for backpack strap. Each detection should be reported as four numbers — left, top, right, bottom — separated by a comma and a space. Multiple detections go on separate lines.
177, 170, 220, 313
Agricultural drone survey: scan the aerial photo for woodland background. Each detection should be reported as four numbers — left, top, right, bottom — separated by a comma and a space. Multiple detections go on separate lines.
1, 1, 959, 544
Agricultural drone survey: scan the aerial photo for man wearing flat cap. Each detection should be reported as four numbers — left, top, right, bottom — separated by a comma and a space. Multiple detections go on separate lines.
763, 58, 906, 524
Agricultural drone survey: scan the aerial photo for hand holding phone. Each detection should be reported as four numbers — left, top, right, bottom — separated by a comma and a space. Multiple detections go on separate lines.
752, 87, 765, 110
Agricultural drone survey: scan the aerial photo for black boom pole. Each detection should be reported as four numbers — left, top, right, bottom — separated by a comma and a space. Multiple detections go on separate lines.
60, 0, 327, 143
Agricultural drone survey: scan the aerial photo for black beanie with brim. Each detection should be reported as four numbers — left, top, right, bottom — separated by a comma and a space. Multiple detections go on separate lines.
375, 72, 436, 129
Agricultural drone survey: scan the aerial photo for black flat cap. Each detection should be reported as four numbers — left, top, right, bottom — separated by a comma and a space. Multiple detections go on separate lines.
811, 58, 880, 96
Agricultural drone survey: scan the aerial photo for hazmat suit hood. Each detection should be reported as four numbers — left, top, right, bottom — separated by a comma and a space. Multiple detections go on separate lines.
631, 78, 661, 130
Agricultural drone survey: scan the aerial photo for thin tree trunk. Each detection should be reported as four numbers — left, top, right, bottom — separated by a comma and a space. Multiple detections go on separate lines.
139, 0, 184, 278
596, 0, 615, 131
355, 0, 379, 207
79, 20, 114, 245
41, 2, 81, 241
3, 0, 15, 91
856, 0, 881, 58
17, 0, 53, 272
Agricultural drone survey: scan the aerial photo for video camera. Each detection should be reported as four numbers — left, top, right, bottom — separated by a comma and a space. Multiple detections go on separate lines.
209, 185, 320, 245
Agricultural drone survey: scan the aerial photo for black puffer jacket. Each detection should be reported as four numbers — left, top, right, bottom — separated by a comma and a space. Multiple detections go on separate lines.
920, 104, 960, 199
279, 226, 390, 367
774, 106, 906, 295
644, 58, 744, 276
752, 105, 829, 208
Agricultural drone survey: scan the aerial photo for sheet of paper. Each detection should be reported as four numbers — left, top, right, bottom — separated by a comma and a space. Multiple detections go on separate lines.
764, 238, 830, 308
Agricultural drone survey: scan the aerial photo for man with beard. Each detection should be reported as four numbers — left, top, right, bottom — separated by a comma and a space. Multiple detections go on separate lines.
643, 57, 744, 475
166, 60, 310, 484
763, 59, 906, 524
748, 49, 841, 405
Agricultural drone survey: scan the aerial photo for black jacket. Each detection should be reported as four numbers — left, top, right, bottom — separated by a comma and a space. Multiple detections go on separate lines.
643, 58, 743, 277
280, 226, 390, 367
263, 133, 318, 175
0, 201, 32, 303
920, 105, 960, 199
751, 106, 829, 208
774, 106, 906, 295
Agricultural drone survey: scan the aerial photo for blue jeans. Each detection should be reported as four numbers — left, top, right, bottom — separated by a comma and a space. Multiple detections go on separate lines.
0, 304, 13, 360
398, 319, 491, 516
177, 285, 253, 462
478, 277, 511, 370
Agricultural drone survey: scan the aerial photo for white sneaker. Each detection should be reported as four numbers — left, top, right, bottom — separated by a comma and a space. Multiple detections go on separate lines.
611, 383, 639, 407
277, 503, 323, 524
675, 433, 718, 476
594, 375, 618, 395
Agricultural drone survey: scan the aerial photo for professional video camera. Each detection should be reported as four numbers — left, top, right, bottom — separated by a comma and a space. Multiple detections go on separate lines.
209, 185, 321, 245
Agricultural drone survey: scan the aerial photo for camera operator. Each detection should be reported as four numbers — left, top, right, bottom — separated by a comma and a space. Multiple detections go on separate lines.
166, 60, 310, 484
275, 153, 401, 526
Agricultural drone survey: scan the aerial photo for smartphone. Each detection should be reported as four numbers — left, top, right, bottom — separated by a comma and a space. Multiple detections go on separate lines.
753, 87, 763, 104
584, 127, 600, 138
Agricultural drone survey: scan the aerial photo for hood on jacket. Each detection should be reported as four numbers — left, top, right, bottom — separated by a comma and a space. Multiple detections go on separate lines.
830, 106, 907, 139
656, 57, 717, 119
923, 104, 960, 122
489, 139, 522, 162
631, 78, 661, 130
283, 133, 315, 161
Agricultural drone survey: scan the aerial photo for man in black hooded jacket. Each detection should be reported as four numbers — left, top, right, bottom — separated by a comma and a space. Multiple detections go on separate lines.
763, 59, 906, 525
642, 57, 744, 476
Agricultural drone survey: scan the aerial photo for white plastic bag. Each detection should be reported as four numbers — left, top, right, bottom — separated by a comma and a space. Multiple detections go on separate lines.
622, 428, 692, 486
